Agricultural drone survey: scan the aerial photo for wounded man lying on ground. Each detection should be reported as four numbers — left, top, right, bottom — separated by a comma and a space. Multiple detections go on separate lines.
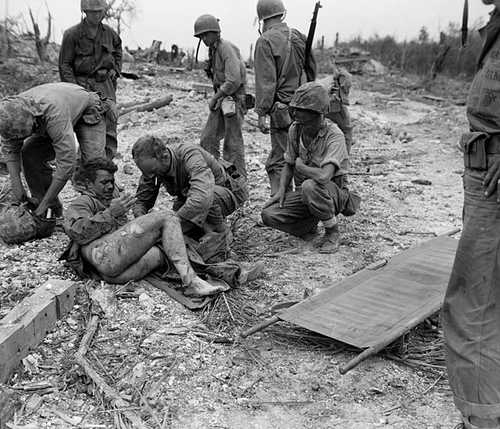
61, 158, 258, 297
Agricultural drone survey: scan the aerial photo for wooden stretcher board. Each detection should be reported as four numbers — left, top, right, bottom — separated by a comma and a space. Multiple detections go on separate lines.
241, 234, 459, 373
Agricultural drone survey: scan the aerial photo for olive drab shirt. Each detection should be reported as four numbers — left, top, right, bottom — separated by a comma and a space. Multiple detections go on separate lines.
59, 20, 122, 101
65, 191, 128, 246
134, 143, 230, 228
209, 38, 247, 96
284, 119, 349, 187
1, 83, 101, 183
467, 11, 500, 134
254, 22, 317, 116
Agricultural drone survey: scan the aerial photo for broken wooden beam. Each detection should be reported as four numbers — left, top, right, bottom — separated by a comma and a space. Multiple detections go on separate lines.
118, 95, 173, 116
192, 82, 214, 95
0, 279, 77, 383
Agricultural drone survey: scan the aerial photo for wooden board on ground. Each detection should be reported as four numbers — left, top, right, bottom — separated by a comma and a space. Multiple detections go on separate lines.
242, 234, 459, 373
0, 279, 77, 383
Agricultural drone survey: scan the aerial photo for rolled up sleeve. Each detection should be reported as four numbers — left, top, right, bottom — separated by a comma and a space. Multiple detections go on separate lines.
176, 148, 215, 228
254, 38, 277, 116
320, 130, 348, 170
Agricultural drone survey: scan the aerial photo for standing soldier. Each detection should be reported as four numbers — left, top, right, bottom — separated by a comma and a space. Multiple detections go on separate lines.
59, 0, 122, 160
443, 1, 500, 428
194, 14, 248, 179
254, 0, 316, 195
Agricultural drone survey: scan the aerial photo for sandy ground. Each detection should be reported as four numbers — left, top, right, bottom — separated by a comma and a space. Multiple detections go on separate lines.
0, 66, 470, 428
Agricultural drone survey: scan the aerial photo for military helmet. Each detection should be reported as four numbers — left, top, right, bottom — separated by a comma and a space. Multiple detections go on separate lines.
257, 0, 286, 21
194, 14, 221, 37
0, 97, 35, 141
290, 81, 330, 114
81, 0, 107, 12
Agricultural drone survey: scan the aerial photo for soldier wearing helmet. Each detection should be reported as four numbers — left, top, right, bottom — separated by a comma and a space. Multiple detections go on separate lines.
59, 0, 122, 160
254, 0, 317, 195
443, 2, 500, 429
0, 82, 107, 221
193, 14, 248, 179
261, 82, 360, 253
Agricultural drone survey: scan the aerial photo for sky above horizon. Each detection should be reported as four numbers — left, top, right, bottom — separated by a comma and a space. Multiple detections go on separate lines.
3, 0, 494, 58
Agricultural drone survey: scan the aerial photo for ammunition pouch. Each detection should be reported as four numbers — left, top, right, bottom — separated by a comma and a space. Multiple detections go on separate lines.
460, 131, 490, 170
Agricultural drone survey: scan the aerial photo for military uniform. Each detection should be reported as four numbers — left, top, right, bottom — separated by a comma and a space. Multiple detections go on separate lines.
0, 83, 107, 213
319, 67, 354, 153
443, 9, 500, 429
133, 142, 246, 234
200, 38, 248, 178
59, 19, 122, 159
63, 189, 243, 284
254, 21, 316, 190
261, 119, 358, 236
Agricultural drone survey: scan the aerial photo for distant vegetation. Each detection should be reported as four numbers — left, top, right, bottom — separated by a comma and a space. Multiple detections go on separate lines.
316, 22, 485, 79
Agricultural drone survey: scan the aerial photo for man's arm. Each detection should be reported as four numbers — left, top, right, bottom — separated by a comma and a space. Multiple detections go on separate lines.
219, 44, 242, 96
176, 148, 215, 228
3, 140, 27, 201
295, 159, 336, 184
64, 197, 120, 245
254, 38, 277, 117
35, 111, 77, 216
133, 175, 160, 217
59, 30, 78, 84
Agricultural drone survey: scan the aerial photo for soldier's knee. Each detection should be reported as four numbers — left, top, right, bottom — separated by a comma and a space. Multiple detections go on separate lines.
301, 179, 318, 199
261, 206, 277, 228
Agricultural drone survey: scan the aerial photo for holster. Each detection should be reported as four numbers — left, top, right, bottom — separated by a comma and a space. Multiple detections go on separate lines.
459, 131, 489, 170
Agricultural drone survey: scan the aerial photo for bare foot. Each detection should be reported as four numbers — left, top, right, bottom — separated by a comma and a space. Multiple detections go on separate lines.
184, 276, 227, 297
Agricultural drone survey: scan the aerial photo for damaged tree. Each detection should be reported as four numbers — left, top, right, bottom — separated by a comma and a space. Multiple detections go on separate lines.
28, 7, 52, 62
106, 0, 137, 36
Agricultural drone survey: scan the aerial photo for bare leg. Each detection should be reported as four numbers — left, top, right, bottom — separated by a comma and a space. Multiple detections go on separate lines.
82, 210, 227, 296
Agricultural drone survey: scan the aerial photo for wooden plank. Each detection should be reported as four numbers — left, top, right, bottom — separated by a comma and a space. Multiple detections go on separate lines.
0, 279, 77, 384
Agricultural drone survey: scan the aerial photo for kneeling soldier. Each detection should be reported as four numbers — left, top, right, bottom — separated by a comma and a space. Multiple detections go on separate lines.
261, 82, 360, 253
63, 158, 232, 296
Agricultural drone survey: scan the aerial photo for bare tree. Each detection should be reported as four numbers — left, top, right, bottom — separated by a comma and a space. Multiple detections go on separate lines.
106, 0, 137, 36
28, 6, 51, 62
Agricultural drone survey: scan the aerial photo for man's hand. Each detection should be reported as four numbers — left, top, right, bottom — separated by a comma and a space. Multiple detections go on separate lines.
263, 189, 286, 209
295, 158, 308, 175
258, 115, 270, 134
109, 194, 136, 218
208, 96, 219, 111
108, 69, 118, 81
484, 159, 500, 201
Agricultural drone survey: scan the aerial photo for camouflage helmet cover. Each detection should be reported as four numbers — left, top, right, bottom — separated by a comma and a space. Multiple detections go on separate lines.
81, 0, 107, 12
0, 97, 35, 141
289, 81, 330, 114
257, 0, 286, 21
194, 14, 221, 37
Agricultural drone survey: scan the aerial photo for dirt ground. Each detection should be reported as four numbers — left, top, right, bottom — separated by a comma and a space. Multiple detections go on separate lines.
0, 66, 470, 428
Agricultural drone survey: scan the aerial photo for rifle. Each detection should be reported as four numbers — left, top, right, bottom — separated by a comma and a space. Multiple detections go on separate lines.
305, 1, 322, 81
461, 0, 469, 48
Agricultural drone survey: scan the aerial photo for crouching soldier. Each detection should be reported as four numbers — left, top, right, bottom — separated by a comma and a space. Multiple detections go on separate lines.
194, 14, 248, 178
62, 158, 245, 296
132, 136, 248, 261
0, 82, 107, 222
261, 82, 360, 253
